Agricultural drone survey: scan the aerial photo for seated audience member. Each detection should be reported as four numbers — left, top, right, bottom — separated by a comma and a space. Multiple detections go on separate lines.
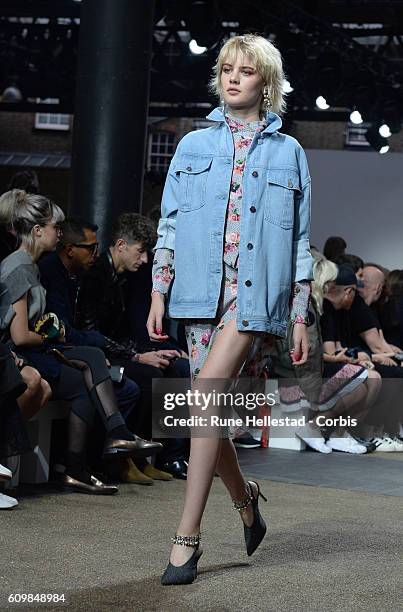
126, 205, 187, 351
0, 189, 23, 263
77, 212, 190, 479
323, 236, 347, 262
377, 269, 403, 349
355, 264, 402, 356
0, 193, 162, 495
39, 217, 171, 484
272, 258, 381, 454
322, 264, 403, 451
8, 169, 40, 194
334, 253, 364, 282
0, 342, 31, 509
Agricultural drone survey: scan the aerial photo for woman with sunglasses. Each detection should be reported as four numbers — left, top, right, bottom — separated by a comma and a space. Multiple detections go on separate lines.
0, 192, 161, 494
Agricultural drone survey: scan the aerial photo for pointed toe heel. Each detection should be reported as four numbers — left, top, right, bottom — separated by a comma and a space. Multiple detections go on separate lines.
161, 533, 202, 586
233, 480, 268, 557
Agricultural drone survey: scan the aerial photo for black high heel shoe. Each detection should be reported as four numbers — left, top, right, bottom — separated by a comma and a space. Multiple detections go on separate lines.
161, 533, 203, 586
233, 480, 268, 556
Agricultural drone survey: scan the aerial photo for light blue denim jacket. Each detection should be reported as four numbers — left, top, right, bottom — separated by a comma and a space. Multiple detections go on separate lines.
153, 107, 313, 337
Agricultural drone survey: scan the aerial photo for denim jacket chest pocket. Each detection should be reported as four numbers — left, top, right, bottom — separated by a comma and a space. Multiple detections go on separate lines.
174, 155, 213, 212
264, 168, 301, 229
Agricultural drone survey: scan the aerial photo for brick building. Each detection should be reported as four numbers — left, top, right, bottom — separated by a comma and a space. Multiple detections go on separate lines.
1, 110, 402, 215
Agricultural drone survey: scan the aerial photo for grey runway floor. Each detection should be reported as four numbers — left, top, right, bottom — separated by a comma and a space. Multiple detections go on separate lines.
1, 448, 402, 612
238, 446, 403, 496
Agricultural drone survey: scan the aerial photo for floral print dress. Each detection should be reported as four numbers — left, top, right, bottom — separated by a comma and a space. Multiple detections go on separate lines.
152, 113, 311, 381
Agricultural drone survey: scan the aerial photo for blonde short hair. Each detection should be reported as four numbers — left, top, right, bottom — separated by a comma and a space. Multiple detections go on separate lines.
312, 253, 338, 314
208, 34, 287, 116
0, 189, 26, 226
12, 192, 65, 251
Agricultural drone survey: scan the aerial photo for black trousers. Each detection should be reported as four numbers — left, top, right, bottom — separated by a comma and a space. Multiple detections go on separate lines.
50, 346, 111, 426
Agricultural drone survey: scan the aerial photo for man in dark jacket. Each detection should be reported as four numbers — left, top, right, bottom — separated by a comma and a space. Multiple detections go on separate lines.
38, 218, 172, 483
60, 215, 189, 479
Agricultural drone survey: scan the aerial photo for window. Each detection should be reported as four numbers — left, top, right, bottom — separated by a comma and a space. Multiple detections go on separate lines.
345, 122, 371, 148
147, 132, 175, 173
35, 113, 71, 131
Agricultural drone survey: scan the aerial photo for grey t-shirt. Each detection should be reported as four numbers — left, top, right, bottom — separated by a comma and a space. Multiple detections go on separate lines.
0, 249, 46, 331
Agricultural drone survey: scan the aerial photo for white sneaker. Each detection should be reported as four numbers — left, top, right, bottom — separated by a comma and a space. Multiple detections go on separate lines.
0, 463, 12, 481
390, 437, 403, 452
295, 424, 332, 453
326, 431, 367, 454
371, 436, 399, 452
0, 492, 18, 509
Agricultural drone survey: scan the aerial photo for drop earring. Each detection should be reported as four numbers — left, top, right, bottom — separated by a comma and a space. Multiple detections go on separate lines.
263, 85, 272, 113
220, 97, 226, 114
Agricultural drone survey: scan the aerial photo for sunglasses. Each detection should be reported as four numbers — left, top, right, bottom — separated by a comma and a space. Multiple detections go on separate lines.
72, 242, 99, 255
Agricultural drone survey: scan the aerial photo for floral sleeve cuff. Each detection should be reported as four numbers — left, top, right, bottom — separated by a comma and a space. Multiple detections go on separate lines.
152, 248, 175, 295
289, 281, 311, 325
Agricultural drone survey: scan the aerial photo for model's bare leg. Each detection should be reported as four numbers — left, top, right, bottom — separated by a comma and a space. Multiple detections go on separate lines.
214, 438, 258, 527
169, 319, 254, 566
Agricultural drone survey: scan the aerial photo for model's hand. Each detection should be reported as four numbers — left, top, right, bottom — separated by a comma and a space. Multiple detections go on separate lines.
147, 292, 169, 342
291, 323, 309, 366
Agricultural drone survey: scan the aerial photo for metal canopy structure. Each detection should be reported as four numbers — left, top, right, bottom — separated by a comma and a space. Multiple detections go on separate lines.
0, 0, 402, 127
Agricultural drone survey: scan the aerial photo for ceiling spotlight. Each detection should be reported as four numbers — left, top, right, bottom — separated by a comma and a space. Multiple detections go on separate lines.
189, 39, 207, 55
316, 96, 329, 110
379, 124, 391, 138
1, 85, 23, 102
350, 110, 363, 125
365, 124, 389, 152
283, 80, 294, 93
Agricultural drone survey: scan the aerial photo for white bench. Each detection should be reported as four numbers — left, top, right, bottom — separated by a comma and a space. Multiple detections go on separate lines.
267, 380, 307, 451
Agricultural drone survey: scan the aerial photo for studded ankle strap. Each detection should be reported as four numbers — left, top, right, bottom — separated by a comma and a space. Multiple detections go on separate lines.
171, 533, 201, 547
232, 482, 253, 512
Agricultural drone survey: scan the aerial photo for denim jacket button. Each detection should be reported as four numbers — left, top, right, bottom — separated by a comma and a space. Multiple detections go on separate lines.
242, 320, 249, 327
245, 280, 252, 287
249, 206, 256, 213
247, 243, 253, 250
252, 171, 258, 177
186, 166, 192, 172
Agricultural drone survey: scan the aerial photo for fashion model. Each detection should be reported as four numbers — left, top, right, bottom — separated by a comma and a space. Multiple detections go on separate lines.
147, 34, 313, 585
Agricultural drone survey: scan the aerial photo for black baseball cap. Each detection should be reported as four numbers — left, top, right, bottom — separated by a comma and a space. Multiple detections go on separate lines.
335, 264, 364, 288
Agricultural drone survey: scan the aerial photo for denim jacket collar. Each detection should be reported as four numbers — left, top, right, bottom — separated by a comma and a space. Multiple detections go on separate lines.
206, 106, 282, 135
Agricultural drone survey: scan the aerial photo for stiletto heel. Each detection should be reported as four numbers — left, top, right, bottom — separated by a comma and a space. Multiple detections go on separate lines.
233, 480, 268, 556
161, 533, 203, 586
258, 488, 268, 503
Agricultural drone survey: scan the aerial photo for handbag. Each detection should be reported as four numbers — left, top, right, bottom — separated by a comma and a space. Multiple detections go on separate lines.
34, 312, 65, 341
